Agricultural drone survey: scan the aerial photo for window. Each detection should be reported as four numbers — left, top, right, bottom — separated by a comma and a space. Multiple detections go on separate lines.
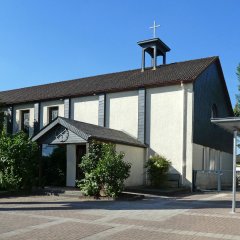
48, 106, 59, 123
211, 104, 218, 118
21, 110, 30, 134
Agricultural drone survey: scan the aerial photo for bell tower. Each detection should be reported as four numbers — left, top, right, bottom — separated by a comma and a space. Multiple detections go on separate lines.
137, 21, 171, 71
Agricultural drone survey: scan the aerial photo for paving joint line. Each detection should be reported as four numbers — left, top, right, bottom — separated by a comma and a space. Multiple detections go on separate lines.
0, 218, 68, 239
182, 211, 240, 219
130, 225, 240, 240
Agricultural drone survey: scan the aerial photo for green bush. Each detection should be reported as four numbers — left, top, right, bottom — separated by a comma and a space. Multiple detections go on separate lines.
0, 131, 39, 191
80, 142, 103, 173
77, 142, 131, 198
78, 172, 100, 196
145, 155, 171, 187
0, 167, 21, 190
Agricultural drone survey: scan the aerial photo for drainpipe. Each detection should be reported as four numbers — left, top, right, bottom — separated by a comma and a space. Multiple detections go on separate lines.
181, 81, 187, 186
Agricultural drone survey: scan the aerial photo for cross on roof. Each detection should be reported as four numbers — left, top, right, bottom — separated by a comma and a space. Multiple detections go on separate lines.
149, 20, 160, 38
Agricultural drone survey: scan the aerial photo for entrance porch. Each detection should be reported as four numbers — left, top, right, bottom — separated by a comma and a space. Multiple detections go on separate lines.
32, 117, 146, 188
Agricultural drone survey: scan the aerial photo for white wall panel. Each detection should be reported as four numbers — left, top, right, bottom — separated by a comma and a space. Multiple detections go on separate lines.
116, 144, 145, 187
106, 91, 138, 138
71, 96, 99, 125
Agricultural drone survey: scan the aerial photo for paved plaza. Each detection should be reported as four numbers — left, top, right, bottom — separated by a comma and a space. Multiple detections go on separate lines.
0, 192, 240, 240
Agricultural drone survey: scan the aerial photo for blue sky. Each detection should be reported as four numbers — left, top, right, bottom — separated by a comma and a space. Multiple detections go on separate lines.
0, 0, 239, 106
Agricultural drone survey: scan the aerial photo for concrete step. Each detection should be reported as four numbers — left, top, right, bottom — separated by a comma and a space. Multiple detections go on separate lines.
125, 186, 191, 196
34, 187, 145, 200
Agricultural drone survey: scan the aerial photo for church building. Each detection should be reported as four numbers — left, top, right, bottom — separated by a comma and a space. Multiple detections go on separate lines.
0, 36, 233, 189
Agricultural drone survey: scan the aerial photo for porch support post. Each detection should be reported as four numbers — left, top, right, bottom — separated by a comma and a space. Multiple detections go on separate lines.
86, 143, 90, 154
232, 130, 237, 213
66, 144, 76, 187
38, 144, 43, 187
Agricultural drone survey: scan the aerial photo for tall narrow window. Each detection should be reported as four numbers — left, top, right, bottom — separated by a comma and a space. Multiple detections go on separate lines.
21, 110, 30, 135
211, 104, 218, 118
48, 106, 59, 123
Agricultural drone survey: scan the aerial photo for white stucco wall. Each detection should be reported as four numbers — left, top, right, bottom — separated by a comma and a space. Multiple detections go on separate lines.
145, 84, 194, 186
185, 84, 194, 186
71, 96, 99, 125
13, 103, 35, 136
115, 144, 145, 187
106, 91, 138, 138
40, 100, 64, 128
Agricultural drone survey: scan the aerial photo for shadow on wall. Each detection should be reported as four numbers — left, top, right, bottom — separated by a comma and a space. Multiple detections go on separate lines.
144, 87, 192, 188
193, 170, 232, 191
145, 147, 191, 188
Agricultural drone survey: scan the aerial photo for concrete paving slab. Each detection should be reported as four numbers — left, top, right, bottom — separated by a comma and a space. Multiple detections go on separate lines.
0, 192, 240, 240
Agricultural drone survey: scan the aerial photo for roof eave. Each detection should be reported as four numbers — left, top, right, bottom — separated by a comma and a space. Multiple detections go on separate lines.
88, 136, 147, 148
3, 80, 195, 106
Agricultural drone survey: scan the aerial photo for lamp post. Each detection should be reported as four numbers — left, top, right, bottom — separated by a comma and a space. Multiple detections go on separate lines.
232, 130, 237, 213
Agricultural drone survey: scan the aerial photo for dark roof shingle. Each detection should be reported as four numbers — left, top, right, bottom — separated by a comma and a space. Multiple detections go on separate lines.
32, 117, 146, 148
0, 56, 218, 105
62, 117, 145, 147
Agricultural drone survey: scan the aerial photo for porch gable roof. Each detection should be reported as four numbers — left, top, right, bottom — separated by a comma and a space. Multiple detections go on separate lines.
32, 117, 146, 148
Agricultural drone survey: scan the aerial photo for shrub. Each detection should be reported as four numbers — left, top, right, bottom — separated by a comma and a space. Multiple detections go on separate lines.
78, 172, 100, 196
145, 155, 171, 187
77, 142, 131, 198
96, 144, 131, 197
0, 167, 21, 190
0, 131, 39, 191
80, 142, 103, 174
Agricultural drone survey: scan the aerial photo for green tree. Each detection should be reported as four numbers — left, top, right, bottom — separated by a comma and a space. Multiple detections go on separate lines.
78, 142, 131, 198
0, 131, 40, 191
234, 64, 240, 116
96, 143, 131, 197
80, 142, 103, 173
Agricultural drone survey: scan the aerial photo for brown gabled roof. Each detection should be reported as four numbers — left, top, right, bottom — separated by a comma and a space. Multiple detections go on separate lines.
32, 117, 146, 148
0, 56, 219, 105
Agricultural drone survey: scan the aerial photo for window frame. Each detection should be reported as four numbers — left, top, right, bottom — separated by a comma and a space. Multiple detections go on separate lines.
211, 104, 218, 118
48, 106, 59, 123
21, 109, 30, 135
